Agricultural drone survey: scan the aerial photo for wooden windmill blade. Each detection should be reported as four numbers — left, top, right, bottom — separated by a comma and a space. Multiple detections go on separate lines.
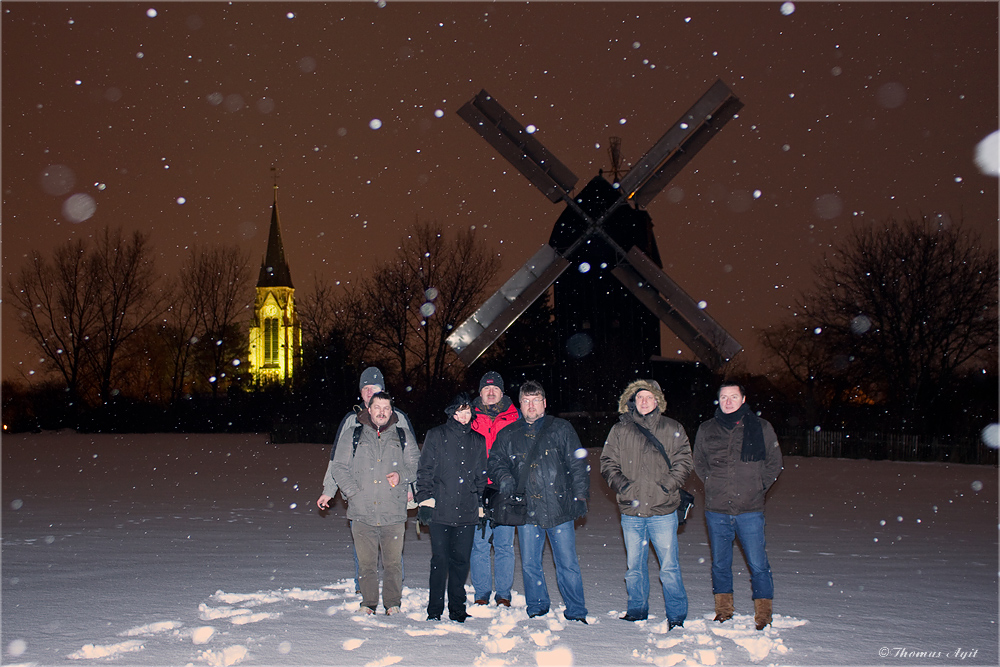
446, 244, 570, 365
456, 90, 578, 203
611, 246, 742, 369
619, 80, 743, 209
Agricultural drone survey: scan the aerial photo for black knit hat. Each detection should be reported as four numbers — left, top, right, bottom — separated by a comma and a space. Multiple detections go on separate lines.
479, 371, 504, 394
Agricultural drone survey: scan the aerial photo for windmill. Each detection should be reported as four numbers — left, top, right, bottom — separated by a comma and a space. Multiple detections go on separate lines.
447, 80, 744, 382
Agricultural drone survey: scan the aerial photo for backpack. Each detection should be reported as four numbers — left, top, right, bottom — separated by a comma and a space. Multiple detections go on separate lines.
352, 424, 407, 454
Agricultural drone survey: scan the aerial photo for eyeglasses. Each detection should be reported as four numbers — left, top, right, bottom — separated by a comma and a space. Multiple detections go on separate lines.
521, 396, 545, 405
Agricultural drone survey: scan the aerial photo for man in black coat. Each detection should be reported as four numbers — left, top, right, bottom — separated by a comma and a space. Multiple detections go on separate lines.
488, 380, 590, 623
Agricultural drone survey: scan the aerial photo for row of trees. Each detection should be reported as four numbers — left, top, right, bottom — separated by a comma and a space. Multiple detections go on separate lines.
760, 215, 997, 436
5, 215, 997, 440
6, 228, 255, 426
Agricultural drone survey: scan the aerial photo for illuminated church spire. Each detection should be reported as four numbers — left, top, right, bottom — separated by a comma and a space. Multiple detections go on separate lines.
248, 181, 301, 386
257, 185, 294, 288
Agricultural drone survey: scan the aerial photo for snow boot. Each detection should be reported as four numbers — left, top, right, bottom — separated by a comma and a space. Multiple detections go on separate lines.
754, 598, 772, 631
713, 593, 734, 623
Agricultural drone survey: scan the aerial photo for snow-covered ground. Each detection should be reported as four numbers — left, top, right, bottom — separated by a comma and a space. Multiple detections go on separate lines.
2, 431, 996, 666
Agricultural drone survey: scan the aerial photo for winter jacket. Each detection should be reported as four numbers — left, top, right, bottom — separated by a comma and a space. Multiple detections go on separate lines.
488, 415, 590, 529
472, 396, 520, 490
693, 414, 782, 515
331, 410, 419, 526
415, 417, 488, 526
471, 397, 520, 453
322, 406, 416, 498
601, 409, 693, 518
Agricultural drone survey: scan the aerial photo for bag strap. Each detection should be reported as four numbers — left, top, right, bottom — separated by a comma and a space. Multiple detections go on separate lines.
352, 424, 364, 455
514, 416, 551, 496
632, 421, 673, 470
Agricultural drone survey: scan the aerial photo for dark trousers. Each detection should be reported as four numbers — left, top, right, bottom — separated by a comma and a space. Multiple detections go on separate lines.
427, 522, 475, 617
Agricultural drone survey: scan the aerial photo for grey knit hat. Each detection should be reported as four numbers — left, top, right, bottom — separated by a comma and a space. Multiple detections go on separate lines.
359, 367, 385, 392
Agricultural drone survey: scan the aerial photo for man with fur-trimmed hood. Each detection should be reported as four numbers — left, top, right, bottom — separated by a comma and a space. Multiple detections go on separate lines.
601, 379, 693, 628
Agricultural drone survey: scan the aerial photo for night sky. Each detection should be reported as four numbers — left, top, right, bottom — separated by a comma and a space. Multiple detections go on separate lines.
3, 2, 998, 383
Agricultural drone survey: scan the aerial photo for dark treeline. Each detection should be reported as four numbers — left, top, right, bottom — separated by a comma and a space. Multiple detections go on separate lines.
4, 216, 997, 458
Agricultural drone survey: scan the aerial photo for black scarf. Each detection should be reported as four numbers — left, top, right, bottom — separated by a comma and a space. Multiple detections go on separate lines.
475, 395, 511, 418
714, 403, 766, 462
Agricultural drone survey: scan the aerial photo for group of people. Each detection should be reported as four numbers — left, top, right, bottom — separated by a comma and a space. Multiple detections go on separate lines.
316, 367, 782, 632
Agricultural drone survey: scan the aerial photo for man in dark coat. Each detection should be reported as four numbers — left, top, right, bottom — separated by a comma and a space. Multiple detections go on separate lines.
415, 393, 488, 622
488, 380, 590, 623
694, 383, 782, 631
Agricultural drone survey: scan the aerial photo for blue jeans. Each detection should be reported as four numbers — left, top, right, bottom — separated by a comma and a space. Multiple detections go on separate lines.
704, 511, 774, 599
621, 513, 687, 622
470, 523, 515, 602
518, 521, 587, 620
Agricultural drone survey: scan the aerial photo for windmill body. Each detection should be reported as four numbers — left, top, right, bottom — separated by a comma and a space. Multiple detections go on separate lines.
448, 82, 745, 407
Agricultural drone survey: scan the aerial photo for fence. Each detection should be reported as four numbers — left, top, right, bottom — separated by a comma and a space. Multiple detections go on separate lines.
779, 429, 998, 465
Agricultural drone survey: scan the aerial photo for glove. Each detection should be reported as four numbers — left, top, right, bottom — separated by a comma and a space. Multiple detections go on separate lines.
418, 505, 433, 525
477, 506, 488, 534
417, 499, 434, 525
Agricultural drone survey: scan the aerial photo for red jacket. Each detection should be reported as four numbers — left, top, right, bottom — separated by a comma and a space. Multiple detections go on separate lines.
471, 397, 520, 456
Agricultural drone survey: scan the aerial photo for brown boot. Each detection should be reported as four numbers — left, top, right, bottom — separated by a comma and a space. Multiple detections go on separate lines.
754, 598, 772, 631
713, 593, 734, 622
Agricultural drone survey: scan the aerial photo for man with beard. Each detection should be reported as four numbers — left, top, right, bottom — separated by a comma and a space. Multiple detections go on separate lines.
332, 392, 419, 615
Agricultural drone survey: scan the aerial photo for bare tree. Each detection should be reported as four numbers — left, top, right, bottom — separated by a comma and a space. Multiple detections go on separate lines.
157, 275, 201, 404
6, 239, 101, 401
185, 244, 253, 395
85, 228, 170, 403
298, 276, 342, 351
763, 215, 998, 431
345, 220, 501, 394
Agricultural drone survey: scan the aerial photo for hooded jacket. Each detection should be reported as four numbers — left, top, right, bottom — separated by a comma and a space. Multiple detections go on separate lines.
600, 380, 694, 517
415, 416, 488, 526
331, 409, 419, 526
693, 408, 782, 515
487, 414, 590, 529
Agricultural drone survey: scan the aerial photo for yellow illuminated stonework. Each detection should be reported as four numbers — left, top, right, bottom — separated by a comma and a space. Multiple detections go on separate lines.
249, 287, 300, 386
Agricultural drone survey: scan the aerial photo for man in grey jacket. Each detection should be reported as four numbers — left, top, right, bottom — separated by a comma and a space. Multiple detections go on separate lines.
317, 366, 416, 508
601, 379, 693, 628
694, 383, 782, 631
332, 392, 420, 615
316, 367, 416, 593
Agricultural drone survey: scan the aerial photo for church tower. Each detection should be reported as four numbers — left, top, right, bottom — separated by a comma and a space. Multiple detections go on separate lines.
248, 185, 301, 386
